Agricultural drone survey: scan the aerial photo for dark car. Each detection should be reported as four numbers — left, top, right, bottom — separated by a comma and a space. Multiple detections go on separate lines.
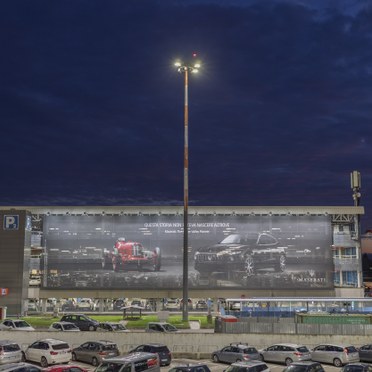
358, 344, 372, 362
194, 232, 286, 277
72, 341, 120, 366
340, 363, 372, 372
129, 344, 171, 366
59, 314, 99, 331
168, 364, 211, 372
282, 361, 325, 372
224, 361, 270, 372
0, 363, 42, 372
212, 343, 260, 364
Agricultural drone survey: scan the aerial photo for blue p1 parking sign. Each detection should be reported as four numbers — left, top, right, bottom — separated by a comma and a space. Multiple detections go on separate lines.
3, 215, 19, 230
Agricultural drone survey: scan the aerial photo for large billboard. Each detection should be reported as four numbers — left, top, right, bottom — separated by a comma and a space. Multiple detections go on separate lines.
42, 214, 334, 289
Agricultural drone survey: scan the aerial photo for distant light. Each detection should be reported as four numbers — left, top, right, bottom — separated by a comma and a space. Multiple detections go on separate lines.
191, 69, 199, 73
174, 61, 182, 67
194, 63, 201, 68
192, 52, 197, 57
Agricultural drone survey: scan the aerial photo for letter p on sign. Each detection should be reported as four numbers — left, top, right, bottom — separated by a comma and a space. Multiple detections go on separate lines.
3, 215, 19, 230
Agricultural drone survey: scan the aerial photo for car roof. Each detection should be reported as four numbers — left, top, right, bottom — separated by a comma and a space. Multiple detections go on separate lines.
270, 343, 306, 347
232, 361, 267, 366
137, 343, 167, 347
0, 340, 19, 345
103, 352, 157, 362
36, 339, 68, 344
0, 363, 40, 371
290, 362, 321, 366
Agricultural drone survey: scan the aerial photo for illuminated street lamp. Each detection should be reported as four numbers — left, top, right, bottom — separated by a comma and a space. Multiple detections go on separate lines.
174, 54, 201, 322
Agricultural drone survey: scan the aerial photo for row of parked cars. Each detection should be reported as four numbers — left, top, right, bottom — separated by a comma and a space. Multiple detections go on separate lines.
0, 316, 177, 334
0, 338, 173, 371
211, 342, 372, 370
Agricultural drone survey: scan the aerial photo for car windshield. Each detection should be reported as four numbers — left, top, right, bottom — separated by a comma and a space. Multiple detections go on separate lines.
64, 324, 78, 330
345, 346, 358, 353
52, 343, 70, 350
220, 234, 259, 244
102, 344, 117, 351
95, 362, 123, 372
243, 347, 258, 354
111, 324, 126, 331
163, 324, 177, 331
15, 321, 31, 328
283, 366, 308, 372
297, 346, 310, 352
3, 344, 20, 352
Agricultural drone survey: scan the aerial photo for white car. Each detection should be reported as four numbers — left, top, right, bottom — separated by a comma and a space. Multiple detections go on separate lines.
76, 298, 95, 311
48, 321, 80, 332
25, 339, 72, 367
0, 319, 35, 331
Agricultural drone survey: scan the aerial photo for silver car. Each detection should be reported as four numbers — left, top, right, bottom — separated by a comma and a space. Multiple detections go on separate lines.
311, 344, 359, 367
0, 341, 23, 365
212, 343, 260, 363
259, 344, 311, 365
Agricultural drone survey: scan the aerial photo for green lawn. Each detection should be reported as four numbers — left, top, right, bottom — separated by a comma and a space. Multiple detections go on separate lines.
23, 314, 214, 329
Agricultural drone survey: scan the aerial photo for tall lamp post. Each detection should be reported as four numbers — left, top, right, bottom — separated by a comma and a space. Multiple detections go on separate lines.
174, 55, 201, 322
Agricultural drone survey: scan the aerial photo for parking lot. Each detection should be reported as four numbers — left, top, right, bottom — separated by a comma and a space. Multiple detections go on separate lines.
68, 358, 345, 372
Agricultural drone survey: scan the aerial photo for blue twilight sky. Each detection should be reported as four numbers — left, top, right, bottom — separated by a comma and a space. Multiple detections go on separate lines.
1, 0, 372, 228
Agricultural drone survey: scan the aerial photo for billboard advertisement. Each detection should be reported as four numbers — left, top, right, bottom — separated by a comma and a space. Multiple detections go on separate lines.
42, 214, 334, 289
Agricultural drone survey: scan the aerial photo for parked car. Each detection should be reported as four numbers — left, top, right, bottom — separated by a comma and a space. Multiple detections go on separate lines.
24, 339, 71, 367
76, 298, 95, 311
94, 352, 160, 372
164, 299, 179, 311
259, 344, 311, 365
0, 362, 42, 372
195, 300, 208, 311
72, 340, 120, 366
311, 344, 359, 367
340, 363, 372, 372
59, 314, 99, 331
282, 361, 325, 372
60, 300, 76, 312
113, 298, 126, 311
145, 322, 178, 333
42, 365, 88, 372
358, 344, 372, 362
224, 361, 270, 372
0, 320, 35, 331
48, 322, 80, 332
194, 232, 287, 277
212, 343, 260, 363
128, 343, 171, 366
97, 322, 129, 332
0, 340, 23, 365
168, 363, 211, 372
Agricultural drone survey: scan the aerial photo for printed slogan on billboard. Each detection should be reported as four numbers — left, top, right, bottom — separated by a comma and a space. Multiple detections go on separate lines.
42, 214, 334, 290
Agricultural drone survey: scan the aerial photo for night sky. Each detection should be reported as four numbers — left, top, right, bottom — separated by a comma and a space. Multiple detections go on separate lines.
1, 0, 372, 229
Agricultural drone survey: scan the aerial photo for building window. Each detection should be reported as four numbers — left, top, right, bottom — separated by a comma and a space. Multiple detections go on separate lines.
334, 271, 341, 286
342, 271, 358, 287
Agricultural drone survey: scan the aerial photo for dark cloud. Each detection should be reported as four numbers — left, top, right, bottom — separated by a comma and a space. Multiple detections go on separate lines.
0, 0, 372, 228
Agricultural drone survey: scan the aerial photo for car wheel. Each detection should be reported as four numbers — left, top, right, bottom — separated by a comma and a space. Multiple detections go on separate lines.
72, 352, 77, 361
212, 354, 219, 362
276, 254, 286, 272
244, 254, 255, 276
41, 357, 49, 368
259, 354, 265, 362
92, 357, 98, 366
88, 325, 96, 331
333, 358, 342, 367
285, 358, 293, 366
